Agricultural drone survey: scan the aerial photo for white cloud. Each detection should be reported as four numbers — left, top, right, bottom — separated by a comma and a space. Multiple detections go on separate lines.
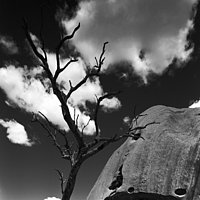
0, 35, 18, 55
101, 97, 121, 112
44, 197, 61, 200
61, 0, 195, 82
0, 119, 33, 146
123, 116, 131, 126
0, 65, 92, 134
189, 100, 200, 108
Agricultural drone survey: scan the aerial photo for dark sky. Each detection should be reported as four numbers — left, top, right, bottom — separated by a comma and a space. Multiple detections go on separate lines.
0, 0, 200, 200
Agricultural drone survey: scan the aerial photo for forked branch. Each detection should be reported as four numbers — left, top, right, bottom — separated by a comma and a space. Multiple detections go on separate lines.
54, 58, 78, 81
55, 23, 80, 80
64, 42, 109, 102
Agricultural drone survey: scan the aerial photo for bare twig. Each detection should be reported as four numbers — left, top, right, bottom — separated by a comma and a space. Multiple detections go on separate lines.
132, 105, 147, 125
37, 111, 72, 160
75, 114, 79, 129
94, 91, 121, 138
55, 169, 66, 194
23, 18, 47, 66
85, 120, 159, 153
95, 42, 109, 73
129, 121, 160, 132
55, 23, 80, 74
81, 118, 91, 135
73, 107, 76, 122
64, 42, 109, 101
36, 118, 67, 159
54, 58, 78, 81
23, 18, 53, 83
39, 3, 47, 61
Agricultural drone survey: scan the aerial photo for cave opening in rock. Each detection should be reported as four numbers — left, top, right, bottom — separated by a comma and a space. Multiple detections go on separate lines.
127, 187, 134, 194
174, 188, 187, 196
108, 165, 123, 190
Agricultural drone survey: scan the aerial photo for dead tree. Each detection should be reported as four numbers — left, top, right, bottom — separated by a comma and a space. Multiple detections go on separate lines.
23, 21, 158, 200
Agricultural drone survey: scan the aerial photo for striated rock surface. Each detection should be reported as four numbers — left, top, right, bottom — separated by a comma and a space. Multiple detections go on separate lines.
87, 105, 200, 200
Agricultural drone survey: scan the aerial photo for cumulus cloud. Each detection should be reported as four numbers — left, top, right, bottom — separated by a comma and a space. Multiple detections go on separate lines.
61, 0, 196, 82
0, 119, 33, 146
44, 197, 61, 200
0, 65, 93, 135
0, 35, 18, 55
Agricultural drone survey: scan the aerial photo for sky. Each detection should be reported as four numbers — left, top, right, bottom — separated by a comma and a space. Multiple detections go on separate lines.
0, 0, 200, 200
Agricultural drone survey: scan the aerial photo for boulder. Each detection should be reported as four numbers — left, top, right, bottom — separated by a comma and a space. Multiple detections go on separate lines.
87, 105, 200, 200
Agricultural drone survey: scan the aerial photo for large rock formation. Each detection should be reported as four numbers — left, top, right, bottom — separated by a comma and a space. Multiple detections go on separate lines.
87, 105, 200, 200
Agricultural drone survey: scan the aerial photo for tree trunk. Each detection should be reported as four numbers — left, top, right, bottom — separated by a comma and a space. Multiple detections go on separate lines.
62, 163, 81, 200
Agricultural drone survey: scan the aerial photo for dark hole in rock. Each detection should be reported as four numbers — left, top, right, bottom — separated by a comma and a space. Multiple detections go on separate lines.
109, 165, 123, 190
105, 191, 179, 200
127, 187, 134, 194
174, 188, 186, 196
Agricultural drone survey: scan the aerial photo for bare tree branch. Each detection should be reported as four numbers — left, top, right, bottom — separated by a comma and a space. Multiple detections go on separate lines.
94, 41, 109, 73
36, 118, 68, 159
23, 19, 47, 66
39, 3, 48, 62
81, 118, 91, 135
132, 105, 148, 125
54, 58, 78, 81
38, 111, 73, 155
33, 112, 71, 161
75, 114, 79, 130
129, 121, 160, 132
55, 23, 80, 74
94, 91, 121, 138
23, 20, 85, 149
64, 42, 109, 101
55, 169, 66, 194
85, 120, 159, 157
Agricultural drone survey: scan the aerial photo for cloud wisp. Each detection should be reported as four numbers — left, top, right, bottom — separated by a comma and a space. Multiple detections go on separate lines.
0, 35, 18, 55
0, 119, 33, 146
61, 0, 196, 82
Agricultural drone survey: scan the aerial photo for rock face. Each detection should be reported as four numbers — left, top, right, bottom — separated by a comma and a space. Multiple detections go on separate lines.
87, 105, 200, 200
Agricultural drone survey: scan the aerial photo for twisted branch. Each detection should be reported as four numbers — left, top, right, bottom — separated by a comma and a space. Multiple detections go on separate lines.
55, 23, 80, 75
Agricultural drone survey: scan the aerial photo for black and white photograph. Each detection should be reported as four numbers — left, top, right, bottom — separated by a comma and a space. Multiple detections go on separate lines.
0, 0, 200, 200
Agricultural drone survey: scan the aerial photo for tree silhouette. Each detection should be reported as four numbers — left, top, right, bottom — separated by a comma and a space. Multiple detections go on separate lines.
22, 19, 157, 200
